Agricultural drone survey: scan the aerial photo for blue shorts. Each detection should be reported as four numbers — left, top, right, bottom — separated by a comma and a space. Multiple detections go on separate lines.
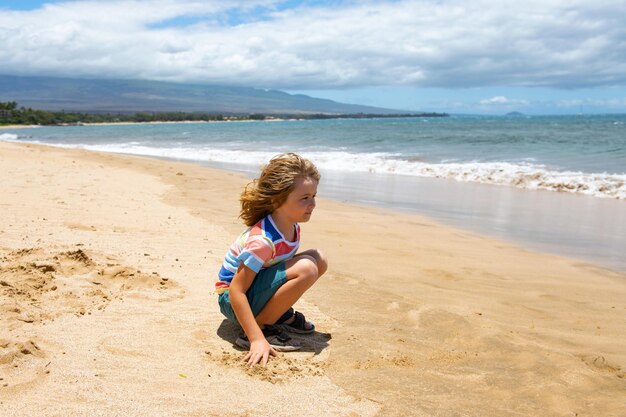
218, 262, 288, 325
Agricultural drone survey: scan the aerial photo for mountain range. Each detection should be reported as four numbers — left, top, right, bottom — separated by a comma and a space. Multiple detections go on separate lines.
0, 75, 403, 115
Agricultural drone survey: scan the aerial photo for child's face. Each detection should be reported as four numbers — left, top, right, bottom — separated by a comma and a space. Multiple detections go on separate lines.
274, 176, 318, 223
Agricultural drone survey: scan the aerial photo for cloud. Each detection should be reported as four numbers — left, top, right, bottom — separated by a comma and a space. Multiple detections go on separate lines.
479, 96, 529, 105
0, 0, 626, 89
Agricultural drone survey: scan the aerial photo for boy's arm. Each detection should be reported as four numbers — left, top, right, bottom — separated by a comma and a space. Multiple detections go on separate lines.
229, 265, 277, 365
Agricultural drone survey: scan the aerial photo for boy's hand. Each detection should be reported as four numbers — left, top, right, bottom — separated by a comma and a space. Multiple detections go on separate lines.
244, 339, 278, 367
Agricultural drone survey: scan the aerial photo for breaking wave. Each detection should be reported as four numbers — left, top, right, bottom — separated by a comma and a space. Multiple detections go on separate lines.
39, 142, 625, 200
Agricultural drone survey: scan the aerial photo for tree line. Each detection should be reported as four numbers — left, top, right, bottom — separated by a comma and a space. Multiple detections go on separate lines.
0, 101, 447, 125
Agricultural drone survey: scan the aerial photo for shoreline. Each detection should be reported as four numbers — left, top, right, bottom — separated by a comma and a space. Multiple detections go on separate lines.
0, 120, 276, 129
3, 135, 620, 271
1, 122, 624, 201
0, 113, 445, 130
1, 141, 625, 416
0, 124, 41, 129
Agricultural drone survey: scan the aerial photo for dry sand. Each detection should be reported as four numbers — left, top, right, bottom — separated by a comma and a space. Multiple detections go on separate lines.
0, 141, 624, 416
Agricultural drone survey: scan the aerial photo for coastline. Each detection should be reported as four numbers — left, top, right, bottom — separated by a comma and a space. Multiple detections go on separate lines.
1, 141, 625, 416
0, 113, 439, 129
0, 120, 276, 129
0, 124, 41, 129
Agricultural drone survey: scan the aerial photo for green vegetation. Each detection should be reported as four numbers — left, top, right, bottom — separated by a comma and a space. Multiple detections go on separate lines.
0, 101, 447, 126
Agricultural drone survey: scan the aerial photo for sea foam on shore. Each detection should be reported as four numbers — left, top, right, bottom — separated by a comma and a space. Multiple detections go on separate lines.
3, 130, 625, 200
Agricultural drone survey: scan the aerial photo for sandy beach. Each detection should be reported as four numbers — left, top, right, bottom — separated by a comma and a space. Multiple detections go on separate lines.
1, 140, 625, 416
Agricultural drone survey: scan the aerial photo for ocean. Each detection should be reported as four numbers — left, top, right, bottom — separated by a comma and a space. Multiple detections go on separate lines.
2, 114, 625, 270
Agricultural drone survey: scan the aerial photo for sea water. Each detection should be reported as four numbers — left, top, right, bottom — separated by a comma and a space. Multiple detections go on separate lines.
2, 115, 625, 270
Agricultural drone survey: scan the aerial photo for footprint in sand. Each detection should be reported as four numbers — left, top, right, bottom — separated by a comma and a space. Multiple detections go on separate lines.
0, 339, 46, 366
0, 246, 181, 383
579, 354, 625, 379
0, 339, 49, 389
0, 246, 180, 325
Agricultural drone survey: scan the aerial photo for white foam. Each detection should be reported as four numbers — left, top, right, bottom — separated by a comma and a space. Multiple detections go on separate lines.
7, 140, 626, 200
310, 153, 626, 199
0, 133, 19, 141
75, 143, 279, 167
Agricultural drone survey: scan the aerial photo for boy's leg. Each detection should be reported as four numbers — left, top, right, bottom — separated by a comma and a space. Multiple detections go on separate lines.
295, 249, 328, 276
255, 251, 326, 327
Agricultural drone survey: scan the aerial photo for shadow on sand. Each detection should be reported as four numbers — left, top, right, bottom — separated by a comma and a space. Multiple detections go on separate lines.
217, 319, 331, 355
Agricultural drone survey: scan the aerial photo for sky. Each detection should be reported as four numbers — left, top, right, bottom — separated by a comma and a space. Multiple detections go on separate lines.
1, 0, 626, 114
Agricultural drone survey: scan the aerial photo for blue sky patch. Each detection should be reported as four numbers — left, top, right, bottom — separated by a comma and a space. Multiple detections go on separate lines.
0, 0, 49, 10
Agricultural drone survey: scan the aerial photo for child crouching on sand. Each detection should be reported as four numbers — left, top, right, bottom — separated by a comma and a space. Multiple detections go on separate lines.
215, 153, 327, 367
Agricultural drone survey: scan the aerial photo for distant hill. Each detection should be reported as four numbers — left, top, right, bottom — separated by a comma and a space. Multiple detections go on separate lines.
0, 75, 404, 115
505, 111, 525, 116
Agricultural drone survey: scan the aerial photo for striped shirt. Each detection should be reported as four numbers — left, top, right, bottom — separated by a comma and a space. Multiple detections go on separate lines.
215, 214, 300, 294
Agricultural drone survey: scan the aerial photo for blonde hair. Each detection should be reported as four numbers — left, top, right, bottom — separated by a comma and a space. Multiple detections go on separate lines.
240, 153, 320, 226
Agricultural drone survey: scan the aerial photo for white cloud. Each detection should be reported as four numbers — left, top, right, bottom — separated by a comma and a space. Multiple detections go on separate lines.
479, 96, 529, 105
480, 96, 508, 104
0, 0, 626, 89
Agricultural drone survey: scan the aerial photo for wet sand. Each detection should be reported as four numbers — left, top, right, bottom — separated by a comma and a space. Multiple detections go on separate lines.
318, 169, 626, 271
1, 141, 625, 416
